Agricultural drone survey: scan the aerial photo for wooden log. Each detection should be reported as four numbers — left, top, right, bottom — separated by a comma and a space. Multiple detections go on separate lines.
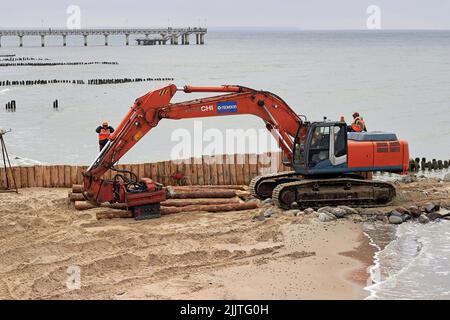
235, 154, 245, 185
138, 163, 145, 179
76, 166, 84, 184
228, 154, 237, 185
144, 163, 151, 179
69, 193, 85, 201
150, 162, 158, 181
27, 166, 35, 188
249, 153, 258, 180
72, 184, 83, 193
210, 156, 218, 185
243, 154, 250, 184
222, 154, 230, 185
42, 165, 51, 188
57, 165, 65, 187
162, 197, 242, 207
202, 156, 210, 185
64, 165, 71, 187
170, 185, 247, 190
20, 166, 28, 188
196, 158, 204, 185
96, 201, 258, 220
168, 190, 237, 199
74, 201, 128, 211
0, 168, 6, 189
161, 201, 258, 215
164, 161, 171, 185
35, 165, 44, 187
13, 166, 21, 188
96, 210, 133, 220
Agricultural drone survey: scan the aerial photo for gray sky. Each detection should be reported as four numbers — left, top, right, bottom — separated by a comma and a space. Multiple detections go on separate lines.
0, 0, 449, 29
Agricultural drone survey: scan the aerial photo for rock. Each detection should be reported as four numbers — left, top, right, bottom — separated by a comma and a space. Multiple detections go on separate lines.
317, 206, 334, 213
318, 211, 337, 222
408, 205, 421, 218
261, 198, 274, 206
401, 175, 415, 184
389, 215, 403, 224
426, 212, 441, 221
330, 207, 347, 218
422, 202, 439, 213
337, 205, 359, 215
263, 207, 276, 217
304, 208, 315, 215
443, 173, 450, 182
253, 212, 265, 221
390, 210, 403, 218
290, 202, 299, 209
285, 209, 301, 216
402, 214, 411, 222
296, 211, 304, 217
419, 214, 430, 224
395, 207, 410, 215
376, 214, 387, 221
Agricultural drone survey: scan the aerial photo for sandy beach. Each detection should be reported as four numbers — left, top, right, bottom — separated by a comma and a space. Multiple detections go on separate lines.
0, 177, 448, 300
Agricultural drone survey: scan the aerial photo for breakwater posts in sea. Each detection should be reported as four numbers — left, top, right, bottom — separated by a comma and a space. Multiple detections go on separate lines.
0, 152, 291, 189
0, 77, 174, 87
53, 99, 59, 110
5, 100, 16, 112
0, 56, 49, 62
0, 61, 119, 67
409, 157, 450, 172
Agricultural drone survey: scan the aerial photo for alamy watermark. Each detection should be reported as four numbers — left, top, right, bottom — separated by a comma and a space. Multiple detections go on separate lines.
66, 5, 81, 30
366, 5, 382, 29
66, 265, 81, 290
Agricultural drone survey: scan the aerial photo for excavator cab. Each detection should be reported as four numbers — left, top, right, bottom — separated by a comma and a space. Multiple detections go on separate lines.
293, 122, 348, 176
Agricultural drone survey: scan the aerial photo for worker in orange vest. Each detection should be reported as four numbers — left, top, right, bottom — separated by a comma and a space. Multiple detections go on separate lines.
348, 112, 367, 132
96, 121, 115, 151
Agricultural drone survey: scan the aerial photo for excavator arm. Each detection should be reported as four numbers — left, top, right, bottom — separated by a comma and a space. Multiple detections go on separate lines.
83, 84, 304, 206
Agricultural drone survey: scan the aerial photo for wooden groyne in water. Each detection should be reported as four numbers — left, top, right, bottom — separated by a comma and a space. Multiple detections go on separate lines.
0, 61, 119, 67
0, 77, 174, 87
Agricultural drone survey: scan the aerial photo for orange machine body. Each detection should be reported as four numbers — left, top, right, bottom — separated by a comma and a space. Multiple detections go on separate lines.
348, 139, 410, 173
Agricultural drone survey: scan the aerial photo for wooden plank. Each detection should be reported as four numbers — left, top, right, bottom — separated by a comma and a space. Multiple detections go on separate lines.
50, 166, 58, 187
63, 165, 71, 187
138, 164, 145, 180
221, 154, 230, 185
227, 154, 236, 185
13, 166, 21, 188
202, 156, 210, 185
249, 153, 258, 180
42, 166, 51, 187
150, 162, 158, 181
27, 166, 35, 188
34, 165, 43, 187
56, 165, 64, 187
210, 156, 218, 185
243, 154, 251, 184
70, 166, 77, 186
235, 154, 245, 185
217, 155, 224, 185
164, 161, 171, 185
0, 168, 6, 189
144, 163, 151, 178
20, 167, 28, 188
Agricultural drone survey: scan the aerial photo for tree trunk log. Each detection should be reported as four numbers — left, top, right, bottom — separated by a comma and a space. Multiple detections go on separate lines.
162, 197, 242, 207
95, 201, 258, 220
69, 192, 85, 202
167, 190, 237, 199
72, 184, 83, 193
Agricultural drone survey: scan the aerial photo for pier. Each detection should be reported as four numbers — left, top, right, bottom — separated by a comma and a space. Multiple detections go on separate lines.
0, 27, 207, 47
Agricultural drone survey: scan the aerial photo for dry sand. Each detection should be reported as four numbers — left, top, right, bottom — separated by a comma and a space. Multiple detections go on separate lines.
0, 178, 448, 300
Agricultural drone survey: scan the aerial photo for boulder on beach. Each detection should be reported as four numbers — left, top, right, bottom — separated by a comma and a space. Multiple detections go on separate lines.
261, 198, 274, 206
285, 209, 301, 216
337, 205, 359, 215
443, 172, 450, 182
304, 208, 315, 215
419, 214, 430, 224
319, 211, 337, 222
330, 207, 347, 218
389, 215, 403, 224
422, 202, 440, 213
408, 205, 422, 217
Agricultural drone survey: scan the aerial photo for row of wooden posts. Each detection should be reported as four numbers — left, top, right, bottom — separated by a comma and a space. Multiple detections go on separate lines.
0, 77, 175, 87
0, 152, 290, 190
0, 61, 119, 67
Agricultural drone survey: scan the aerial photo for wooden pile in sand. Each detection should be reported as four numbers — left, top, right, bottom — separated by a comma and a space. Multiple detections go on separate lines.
69, 184, 257, 220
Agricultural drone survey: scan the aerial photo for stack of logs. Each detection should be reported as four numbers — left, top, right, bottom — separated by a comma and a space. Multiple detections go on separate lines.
69, 184, 258, 220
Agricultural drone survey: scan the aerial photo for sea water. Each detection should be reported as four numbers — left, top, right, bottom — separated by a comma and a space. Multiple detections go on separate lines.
0, 30, 449, 165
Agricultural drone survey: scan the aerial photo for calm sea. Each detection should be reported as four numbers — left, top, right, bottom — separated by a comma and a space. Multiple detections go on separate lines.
0, 30, 449, 165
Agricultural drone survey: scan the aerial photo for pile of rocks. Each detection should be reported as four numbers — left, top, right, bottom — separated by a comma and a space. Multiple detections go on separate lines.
385, 203, 449, 225
254, 197, 450, 226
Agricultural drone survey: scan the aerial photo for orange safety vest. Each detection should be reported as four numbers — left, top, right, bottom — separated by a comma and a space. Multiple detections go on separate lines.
351, 117, 366, 132
99, 128, 111, 141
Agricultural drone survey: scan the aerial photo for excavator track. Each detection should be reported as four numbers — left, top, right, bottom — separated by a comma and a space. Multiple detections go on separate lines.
249, 171, 303, 199
272, 178, 396, 210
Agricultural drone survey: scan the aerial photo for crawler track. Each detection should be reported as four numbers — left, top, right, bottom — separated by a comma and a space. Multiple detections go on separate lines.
272, 178, 396, 209
249, 171, 303, 199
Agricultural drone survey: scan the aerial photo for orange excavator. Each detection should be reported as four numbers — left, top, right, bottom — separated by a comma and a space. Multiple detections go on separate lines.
83, 85, 409, 220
